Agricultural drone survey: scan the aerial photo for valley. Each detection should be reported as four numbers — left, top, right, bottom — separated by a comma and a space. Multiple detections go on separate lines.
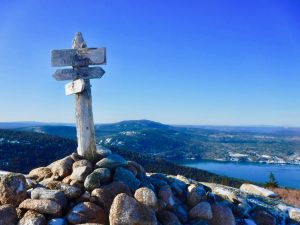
1, 120, 300, 188
8, 120, 300, 165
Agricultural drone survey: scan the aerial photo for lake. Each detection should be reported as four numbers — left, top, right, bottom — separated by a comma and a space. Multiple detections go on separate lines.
175, 160, 300, 189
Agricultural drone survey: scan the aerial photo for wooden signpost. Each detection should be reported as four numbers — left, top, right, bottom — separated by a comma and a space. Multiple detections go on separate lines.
51, 32, 106, 161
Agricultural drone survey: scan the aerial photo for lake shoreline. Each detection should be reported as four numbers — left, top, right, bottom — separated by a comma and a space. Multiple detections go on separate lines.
173, 158, 300, 166
171, 158, 300, 189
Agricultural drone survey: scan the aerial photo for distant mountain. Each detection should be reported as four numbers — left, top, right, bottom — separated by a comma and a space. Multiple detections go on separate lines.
16, 120, 170, 139
0, 122, 48, 129
96, 121, 300, 164
4, 120, 300, 164
18, 125, 76, 140
176, 125, 300, 135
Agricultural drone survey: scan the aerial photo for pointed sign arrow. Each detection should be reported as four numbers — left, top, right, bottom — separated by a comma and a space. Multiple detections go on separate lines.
53, 67, 105, 81
51, 48, 106, 67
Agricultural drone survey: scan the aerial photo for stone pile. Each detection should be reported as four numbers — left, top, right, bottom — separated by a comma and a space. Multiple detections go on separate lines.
0, 147, 299, 225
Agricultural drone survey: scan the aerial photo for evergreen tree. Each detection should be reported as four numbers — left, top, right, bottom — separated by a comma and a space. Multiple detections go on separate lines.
264, 172, 278, 188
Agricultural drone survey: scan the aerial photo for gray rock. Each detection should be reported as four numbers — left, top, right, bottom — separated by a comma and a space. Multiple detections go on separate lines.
94, 168, 111, 184
201, 182, 243, 203
59, 183, 82, 199
76, 224, 105, 225
172, 204, 188, 223
240, 183, 277, 198
127, 161, 146, 179
49, 156, 74, 178
158, 185, 175, 208
72, 159, 93, 171
109, 193, 157, 225
70, 179, 84, 189
84, 172, 101, 191
0, 173, 27, 206
48, 218, 68, 225
96, 154, 127, 169
209, 203, 235, 225
150, 173, 169, 182
66, 202, 106, 224
157, 199, 167, 211
62, 175, 72, 184
18, 210, 46, 225
84, 168, 111, 192
134, 187, 157, 208
189, 219, 209, 225
150, 177, 168, 189
95, 145, 112, 159
251, 208, 276, 225
244, 219, 257, 225
31, 187, 67, 209
237, 200, 252, 217
140, 176, 155, 191
70, 166, 92, 182
19, 199, 62, 215
76, 191, 91, 203
28, 167, 52, 180
75, 224, 105, 225
175, 175, 191, 185
203, 182, 294, 224
169, 180, 186, 196
167, 175, 187, 190
39, 179, 61, 190
187, 184, 206, 206
289, 207, 300, 223
70, 152, 84, 161
189, 201, 213, 220
113, 167, 140, 192
26, 178, 35, 189
91, 181, 132, 213
0, 204, 18, 225
157, 210, 181, 225
123, 163, 138, 176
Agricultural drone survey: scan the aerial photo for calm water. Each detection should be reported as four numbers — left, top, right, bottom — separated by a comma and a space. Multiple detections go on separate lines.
175, 160, 300, 189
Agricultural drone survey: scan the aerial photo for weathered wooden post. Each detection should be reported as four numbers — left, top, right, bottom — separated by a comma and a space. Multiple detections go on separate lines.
51, 32, 106, 161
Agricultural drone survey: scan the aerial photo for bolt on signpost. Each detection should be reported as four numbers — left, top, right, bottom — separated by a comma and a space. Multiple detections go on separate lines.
51, 32, 106, 161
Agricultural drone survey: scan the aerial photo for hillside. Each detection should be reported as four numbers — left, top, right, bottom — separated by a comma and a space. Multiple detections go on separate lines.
15, 120, 300, 164
0, 129, 76, 173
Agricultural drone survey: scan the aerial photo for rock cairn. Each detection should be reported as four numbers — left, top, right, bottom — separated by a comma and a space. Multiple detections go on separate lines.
0, 146, 299, 225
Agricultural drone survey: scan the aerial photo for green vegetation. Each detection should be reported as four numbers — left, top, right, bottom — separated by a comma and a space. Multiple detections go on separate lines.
264, 172, 279, 188
0, 129, 246, 187
16, 120, 300, 164
0, 129, 76, 173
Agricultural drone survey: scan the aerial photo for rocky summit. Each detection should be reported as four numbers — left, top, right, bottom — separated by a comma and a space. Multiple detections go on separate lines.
0, 147, 300, 225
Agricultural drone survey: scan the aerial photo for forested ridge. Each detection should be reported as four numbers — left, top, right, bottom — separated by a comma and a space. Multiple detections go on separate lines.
0, 129, 244, 187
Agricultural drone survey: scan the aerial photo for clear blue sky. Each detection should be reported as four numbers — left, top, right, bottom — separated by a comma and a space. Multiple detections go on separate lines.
0, 0, 300, 126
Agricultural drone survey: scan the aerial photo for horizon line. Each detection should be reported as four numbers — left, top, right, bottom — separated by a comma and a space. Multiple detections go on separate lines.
0, 119, 300, 128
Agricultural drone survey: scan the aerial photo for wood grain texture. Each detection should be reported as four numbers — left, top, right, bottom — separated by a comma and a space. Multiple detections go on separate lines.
53, 67, 105, 81
74, 79, 97, 161
65, 79, 85, 96
72, 32, 98, 161
51, 48, 106, 67
72, 32, 86, 49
